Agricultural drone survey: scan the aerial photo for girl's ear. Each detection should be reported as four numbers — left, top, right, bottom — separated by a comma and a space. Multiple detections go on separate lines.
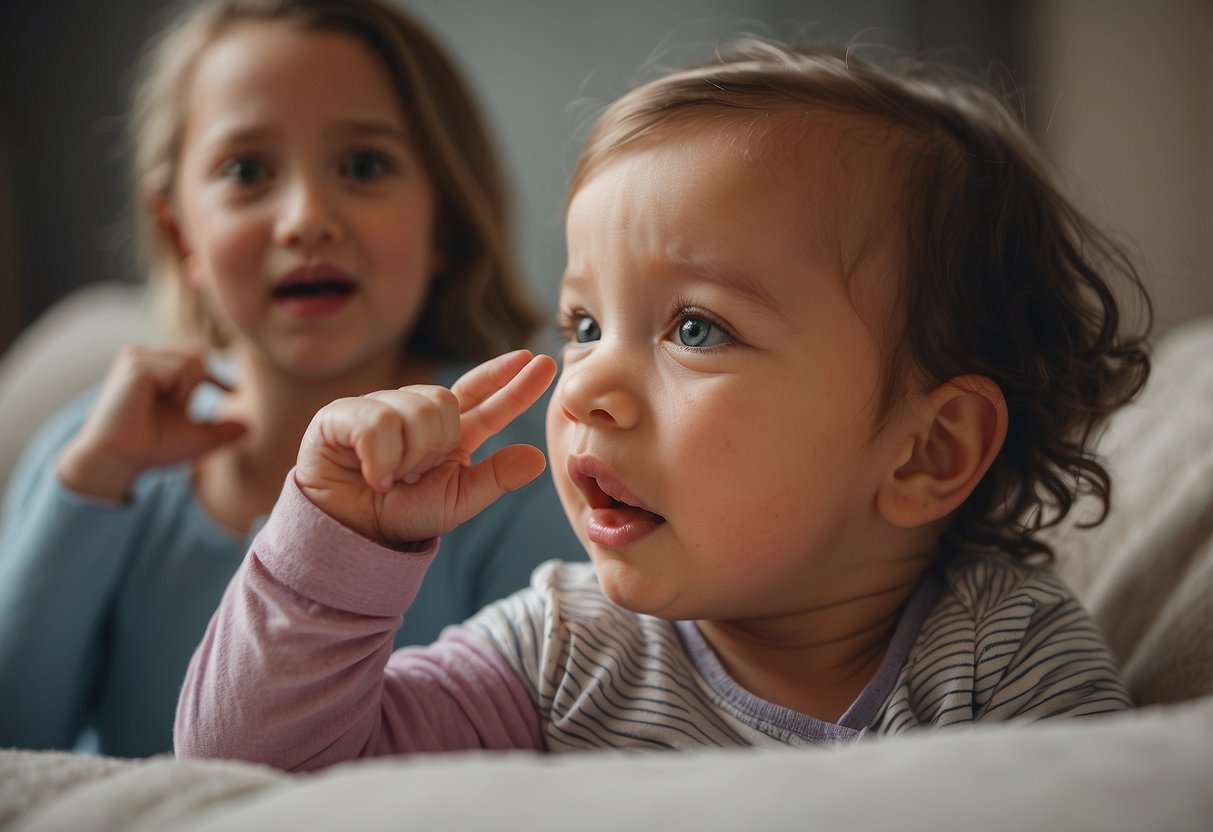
152, 194, 198, 282
876, 375, 1007, 529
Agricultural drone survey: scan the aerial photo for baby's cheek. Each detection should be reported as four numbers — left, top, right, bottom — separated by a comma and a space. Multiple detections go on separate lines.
542, 414, 576, 516
680, 451, 788, 543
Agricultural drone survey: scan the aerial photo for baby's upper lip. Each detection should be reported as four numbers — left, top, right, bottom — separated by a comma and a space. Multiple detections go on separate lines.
566, 454, 658, 515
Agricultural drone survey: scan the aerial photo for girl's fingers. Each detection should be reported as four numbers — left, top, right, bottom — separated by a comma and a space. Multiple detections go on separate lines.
455, 353, 557, 452
168, 353, 210, 409
170, 419, 248, 459
104, 346, 212, 410
202, 371, 236, 394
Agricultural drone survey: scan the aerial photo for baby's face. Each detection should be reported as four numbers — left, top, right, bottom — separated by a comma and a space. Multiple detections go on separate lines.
547, 127, 914, 623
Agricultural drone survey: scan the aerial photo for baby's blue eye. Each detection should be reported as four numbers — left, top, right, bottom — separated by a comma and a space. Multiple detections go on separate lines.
220, 157, 269, 186
342, 150, 390, 182
575, 316, 601, 343
677, 317, 727, 348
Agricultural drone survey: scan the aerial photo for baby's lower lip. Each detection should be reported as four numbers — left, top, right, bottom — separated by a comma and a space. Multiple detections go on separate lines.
585, 506, 665, 548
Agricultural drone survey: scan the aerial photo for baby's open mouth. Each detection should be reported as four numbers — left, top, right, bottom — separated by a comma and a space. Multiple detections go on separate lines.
566, 456, 666, 546
577, 470, 665, 524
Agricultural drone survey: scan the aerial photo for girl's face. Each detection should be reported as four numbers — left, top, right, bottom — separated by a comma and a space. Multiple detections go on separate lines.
168, 20, 439, 379
547, 127, 918, 625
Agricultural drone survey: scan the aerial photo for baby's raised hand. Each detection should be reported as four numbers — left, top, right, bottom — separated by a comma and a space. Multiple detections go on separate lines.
295, 350, 557, 545
57, 346, 247, 502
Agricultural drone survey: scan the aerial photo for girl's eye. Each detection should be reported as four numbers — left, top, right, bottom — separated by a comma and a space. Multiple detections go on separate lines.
341, 150, 391, 182
219, 157, 269, 186
675, 316, 729, 348
574, 315, 601, 343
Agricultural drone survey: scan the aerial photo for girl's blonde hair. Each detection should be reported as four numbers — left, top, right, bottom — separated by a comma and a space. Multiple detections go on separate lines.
571, 41, 1152, 564
130, 0, 540, 361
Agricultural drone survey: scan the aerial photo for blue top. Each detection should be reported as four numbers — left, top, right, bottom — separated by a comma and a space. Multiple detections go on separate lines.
0, 362, 581, 758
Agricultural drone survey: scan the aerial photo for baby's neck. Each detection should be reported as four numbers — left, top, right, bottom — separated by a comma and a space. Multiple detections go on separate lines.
695, 570, 927, 722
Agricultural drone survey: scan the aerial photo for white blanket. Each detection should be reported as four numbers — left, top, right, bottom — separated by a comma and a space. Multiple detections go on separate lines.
2, 697, 1211, 832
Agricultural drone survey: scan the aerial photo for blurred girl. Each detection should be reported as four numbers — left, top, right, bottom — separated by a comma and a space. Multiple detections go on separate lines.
0, 0, 578, 757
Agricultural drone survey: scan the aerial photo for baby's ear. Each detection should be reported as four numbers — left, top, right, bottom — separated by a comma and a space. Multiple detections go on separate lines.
876, 375, 1007, 529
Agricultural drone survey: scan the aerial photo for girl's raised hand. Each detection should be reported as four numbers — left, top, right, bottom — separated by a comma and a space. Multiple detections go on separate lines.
295, 350, 557, 544
56, 345, 248, 502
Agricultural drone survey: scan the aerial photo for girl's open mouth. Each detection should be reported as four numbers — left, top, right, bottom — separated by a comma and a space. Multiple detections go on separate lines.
272, 280, 355, 300
272, 268, 357, 318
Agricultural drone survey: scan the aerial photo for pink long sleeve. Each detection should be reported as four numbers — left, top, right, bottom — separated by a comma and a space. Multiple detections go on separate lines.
174, 474, 544, 770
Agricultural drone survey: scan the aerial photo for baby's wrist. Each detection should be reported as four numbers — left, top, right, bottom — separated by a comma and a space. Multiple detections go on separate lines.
294, 478, 435, 551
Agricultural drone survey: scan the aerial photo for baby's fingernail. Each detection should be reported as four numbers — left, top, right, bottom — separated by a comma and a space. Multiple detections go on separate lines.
403, 472, 421, 485
380, 474, 395, 491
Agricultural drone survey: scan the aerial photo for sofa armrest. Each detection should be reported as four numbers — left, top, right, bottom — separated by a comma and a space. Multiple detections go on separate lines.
0, 282, 152, 503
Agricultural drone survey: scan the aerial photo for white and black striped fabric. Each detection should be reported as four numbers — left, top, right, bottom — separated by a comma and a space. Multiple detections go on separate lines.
467, 554, 1131, 752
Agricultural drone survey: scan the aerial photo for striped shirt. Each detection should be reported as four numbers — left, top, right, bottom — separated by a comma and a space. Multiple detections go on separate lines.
468, 556, 1131, 750
175, 478, 1131, 769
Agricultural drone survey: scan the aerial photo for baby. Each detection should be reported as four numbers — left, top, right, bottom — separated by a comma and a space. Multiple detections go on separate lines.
177, 41, 1150, 767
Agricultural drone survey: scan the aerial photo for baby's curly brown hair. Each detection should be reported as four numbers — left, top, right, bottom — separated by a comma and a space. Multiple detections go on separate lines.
570, 40, 1151, 563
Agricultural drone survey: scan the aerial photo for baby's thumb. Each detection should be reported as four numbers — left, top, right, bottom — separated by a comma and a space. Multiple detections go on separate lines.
451, 444, 546, 526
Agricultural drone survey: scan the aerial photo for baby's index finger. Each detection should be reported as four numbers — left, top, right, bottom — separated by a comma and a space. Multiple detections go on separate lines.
456, 352, 557, 452
450, 349, 534, 408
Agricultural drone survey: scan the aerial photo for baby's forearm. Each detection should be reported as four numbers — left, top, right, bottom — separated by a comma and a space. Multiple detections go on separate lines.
174, 474, 543, 769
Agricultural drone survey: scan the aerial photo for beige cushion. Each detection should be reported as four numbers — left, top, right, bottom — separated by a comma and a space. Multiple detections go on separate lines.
1048, 317, 1213, 705
0, 282, 153, 503
2, 697, 1212, 832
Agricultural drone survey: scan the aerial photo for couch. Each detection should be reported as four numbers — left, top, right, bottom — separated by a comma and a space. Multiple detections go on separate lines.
1, 283, 1210, 831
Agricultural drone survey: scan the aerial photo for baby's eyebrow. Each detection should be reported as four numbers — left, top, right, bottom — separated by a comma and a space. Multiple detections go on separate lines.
668, 256, 786, 317
560, 261, 788, 321
556, 272, 589, 294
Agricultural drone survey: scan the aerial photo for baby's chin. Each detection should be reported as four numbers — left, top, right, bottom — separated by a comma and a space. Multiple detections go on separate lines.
589, 555, 685, 620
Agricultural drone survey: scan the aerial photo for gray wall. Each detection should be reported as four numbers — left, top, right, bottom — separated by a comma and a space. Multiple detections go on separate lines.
0, 0, 1016, 352
1020, 0, 1213, 336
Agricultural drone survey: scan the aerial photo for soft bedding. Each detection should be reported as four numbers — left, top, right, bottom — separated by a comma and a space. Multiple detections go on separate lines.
2, 698, 1211, 832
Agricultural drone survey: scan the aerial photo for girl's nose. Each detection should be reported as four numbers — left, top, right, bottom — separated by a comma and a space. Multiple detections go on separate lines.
556, 349, 641, 430
275, 175, 343, 250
